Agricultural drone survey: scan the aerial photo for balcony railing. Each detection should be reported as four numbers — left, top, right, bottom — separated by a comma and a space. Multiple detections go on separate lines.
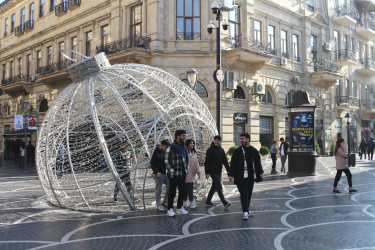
96, 35, 151, 55
334, 49, 354, 60
176, 31, 201, 40
1, 75, 31, 86
358, 18, 375, 32
226, 35, 272, 54
68, 0, 81, 9
363, 99, 375, 109
15, 24, 24, 36
55, 1, 68, 15
333, 6, 359, 20
358, 58, 375, 69
36, 60, 73, 76
313, 59, 341, 73
336, 96, 359, 106
24, 20, 34, 31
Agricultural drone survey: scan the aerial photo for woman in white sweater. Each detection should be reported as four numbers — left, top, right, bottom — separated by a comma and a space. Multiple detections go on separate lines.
183, 139, 201, 209
333, 138, 358, 193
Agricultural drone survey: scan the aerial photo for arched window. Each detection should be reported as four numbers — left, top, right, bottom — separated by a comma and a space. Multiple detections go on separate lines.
182, 80, 208, 97
260, 89, 273, 104
39, 99, 48, 112
234, 86, 245, 99
285, 92, 293, 105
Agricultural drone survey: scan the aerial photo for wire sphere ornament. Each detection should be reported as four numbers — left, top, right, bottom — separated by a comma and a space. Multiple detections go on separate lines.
36, 51, 217, 212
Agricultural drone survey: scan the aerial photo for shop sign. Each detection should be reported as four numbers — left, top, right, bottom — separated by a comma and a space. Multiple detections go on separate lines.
14, 115, 23, 130
28, 116, 37, 130
233, 113, 248, 123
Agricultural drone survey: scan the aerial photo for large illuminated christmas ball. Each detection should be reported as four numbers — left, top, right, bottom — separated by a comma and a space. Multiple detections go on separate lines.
36, 52, 217, 212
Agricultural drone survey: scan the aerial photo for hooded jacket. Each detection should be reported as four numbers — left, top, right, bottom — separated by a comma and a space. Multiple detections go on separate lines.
204, 142, 230, 175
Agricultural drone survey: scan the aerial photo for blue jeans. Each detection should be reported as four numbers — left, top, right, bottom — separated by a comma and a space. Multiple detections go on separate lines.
154, 174, 169, 206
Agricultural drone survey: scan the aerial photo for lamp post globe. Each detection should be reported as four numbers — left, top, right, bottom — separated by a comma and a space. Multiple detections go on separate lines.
186, 68, 198, 90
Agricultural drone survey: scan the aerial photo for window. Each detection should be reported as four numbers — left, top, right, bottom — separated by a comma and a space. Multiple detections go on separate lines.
18, 57, 22, 75
311, 35, 317, 61
345, 79, 349, 96
2, 64, 6, 80
359, 83, 362, 103
176, 0, 201, 40
260, 116, 274, 149
260, 89, 273, 104
228, 6, 240, 44
130, 4, 142, 37
4, 18, 9, 36
234, 86, 245, 99
285, 92, 293, 105
26, 54, 31, 77
40, 0, 45, 17
36, 50, 41, 73
308, 0, 314, 11
233, 123, 245, 146
50, 0, 56, 12
21, 8, 26, 26
30, 3, 35, 21
293, 34, 299, 61
71, 37, 77, 61
351, 37, 355, 52
358, 41, 362, 60
101, 25, 109, 46
268, 25, 275, 54
281, 30, 287, 57
6, 105, 11, 116
344, 35, 348, 50
351, 81, 356, 97
285, 117, 290, 142
254, 20, 261, 43
182, 80, 208, 97
11, 14, 15, 33
47, 46, 52, 64
39, 99, 48, 112
58, 42, 64, 62
85, 31, 92, 56
9, 61, 14, 78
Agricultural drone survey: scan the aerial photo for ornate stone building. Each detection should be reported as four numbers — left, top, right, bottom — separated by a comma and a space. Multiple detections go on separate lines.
0, 0, 374, 160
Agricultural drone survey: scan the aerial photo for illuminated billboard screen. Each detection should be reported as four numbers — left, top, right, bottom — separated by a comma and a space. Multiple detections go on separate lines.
291, 112, 314, 152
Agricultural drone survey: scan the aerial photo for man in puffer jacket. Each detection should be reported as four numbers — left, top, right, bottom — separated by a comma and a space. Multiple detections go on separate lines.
204, 135, 231, 207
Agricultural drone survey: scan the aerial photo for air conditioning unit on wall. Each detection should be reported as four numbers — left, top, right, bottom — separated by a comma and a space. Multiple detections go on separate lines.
253, 81, 265, 95
224, 71, 238, 90
323, 43, 331, 51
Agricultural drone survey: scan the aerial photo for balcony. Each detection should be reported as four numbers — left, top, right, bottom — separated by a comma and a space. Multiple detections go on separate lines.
361, 99, 375, 113
334, 49, 356, 66
335, 96, 359, 109
15, 25, 24, 36
1, 75, 34, 97
68, 0, 81, 10
96, 35, 151, 64
55, 1, 68, 16
24, 20, 34, 31
357, 58, 375, 75
355, 0, 375, 12
35, 60, 74, 88
332, 7, 358, 26
310, 59, 342, 87
222, 35, 274, 70
356, 19, 375, 40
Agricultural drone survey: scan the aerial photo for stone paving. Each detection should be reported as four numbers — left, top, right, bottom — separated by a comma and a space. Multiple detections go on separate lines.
0, 156, 374, 250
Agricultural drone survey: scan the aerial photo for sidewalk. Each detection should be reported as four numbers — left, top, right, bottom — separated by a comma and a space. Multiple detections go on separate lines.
0, 157, 374, 249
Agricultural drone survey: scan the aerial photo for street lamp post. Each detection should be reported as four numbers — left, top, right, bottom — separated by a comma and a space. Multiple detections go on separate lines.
22, 100, 31, 168
345, 113, 351, 167
207, 1, 229, 135
186, 68, 198, 90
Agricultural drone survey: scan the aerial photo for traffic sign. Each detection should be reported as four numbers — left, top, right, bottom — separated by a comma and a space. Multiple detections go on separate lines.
215, 69, 224, 82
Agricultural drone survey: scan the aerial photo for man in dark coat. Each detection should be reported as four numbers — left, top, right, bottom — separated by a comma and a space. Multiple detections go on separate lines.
317, 136, 324, 156
204, 135, 231, 207
367, 137, 375, 161
229, 133, 264, 220
279, 137, 289, 173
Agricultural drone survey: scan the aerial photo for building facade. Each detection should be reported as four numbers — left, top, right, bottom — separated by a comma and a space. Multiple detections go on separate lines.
0, 0, 374, 160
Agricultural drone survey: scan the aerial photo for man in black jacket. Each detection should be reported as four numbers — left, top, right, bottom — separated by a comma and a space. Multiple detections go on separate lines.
204, 135, 231, 207
279, 137, 289, 174
150, 140, 170, 212
229, 133, 264, 220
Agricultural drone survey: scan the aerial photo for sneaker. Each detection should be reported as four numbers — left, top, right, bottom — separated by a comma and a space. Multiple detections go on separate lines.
176, 207, 189, 215
190, 202, 197, 209
167, 208, 175, 217
243, 212, 249, 220
205, 201, 215, 207
248, 211, 254, 217
349, 189, 358, 193
183, 201, 190, 208
224, 201, 231, 208
157, 205, 166, 212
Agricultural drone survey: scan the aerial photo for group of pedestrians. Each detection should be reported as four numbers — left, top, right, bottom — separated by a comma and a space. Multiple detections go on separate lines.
150, 130, 264, 220
270, 138, 289, 174
359, 137, 375, 161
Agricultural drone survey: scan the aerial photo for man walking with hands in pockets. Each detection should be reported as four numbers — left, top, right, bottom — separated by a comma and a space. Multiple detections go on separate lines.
229, 133, 264, 220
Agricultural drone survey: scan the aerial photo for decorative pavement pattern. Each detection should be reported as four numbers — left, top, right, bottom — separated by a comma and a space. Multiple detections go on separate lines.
0, 157, 374, 250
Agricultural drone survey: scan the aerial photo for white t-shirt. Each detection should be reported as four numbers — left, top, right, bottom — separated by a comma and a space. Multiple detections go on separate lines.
280, 144, 285, 156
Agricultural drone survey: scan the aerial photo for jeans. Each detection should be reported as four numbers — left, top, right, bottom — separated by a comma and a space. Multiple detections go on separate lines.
236, 178, 254, 213
333, 169, 352, 188
168, 177, 185, 209
271, 153, 277, 171
114, 174, 132, 198
154, 174, 169, 206
206, 173, 226, 204
280, 155, 287, 172
184, 182, 194, 202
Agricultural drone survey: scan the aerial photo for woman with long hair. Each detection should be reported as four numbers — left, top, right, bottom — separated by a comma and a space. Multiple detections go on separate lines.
183, 139, 201, 209
333, 138, 357, 193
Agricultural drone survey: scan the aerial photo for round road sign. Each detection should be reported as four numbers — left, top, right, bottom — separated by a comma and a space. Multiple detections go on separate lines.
216, 69, 224, 82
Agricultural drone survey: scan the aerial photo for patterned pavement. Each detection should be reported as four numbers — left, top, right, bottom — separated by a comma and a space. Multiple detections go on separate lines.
0, 156, 374, 250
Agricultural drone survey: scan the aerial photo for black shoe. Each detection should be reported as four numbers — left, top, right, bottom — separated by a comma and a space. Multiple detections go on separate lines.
224, 201, 231, 208
349, 189, 358, 193
114, 197, 118, 201
333, 189, 341, 193
205, 201, 215, 207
